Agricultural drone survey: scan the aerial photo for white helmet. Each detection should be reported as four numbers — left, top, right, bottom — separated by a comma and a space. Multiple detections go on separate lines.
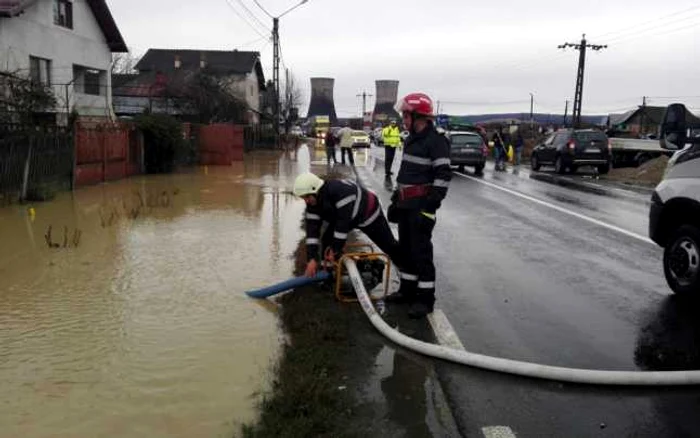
293, 172, 325, 197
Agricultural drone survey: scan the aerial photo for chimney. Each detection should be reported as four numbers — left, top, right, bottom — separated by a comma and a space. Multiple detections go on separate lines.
174, 55, 181, 70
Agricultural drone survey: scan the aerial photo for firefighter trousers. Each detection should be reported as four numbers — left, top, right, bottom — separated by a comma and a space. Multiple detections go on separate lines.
397, 209, 436, 308
384, 146, 396, 176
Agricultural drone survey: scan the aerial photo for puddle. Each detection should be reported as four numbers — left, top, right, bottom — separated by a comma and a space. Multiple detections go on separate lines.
0, 151, 304, 437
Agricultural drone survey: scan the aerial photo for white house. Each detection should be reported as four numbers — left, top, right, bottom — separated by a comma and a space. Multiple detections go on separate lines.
0, 0, 128, 122
117, 49, 266, 123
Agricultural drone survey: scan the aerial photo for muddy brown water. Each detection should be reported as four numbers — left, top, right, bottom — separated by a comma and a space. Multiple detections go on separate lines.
0, 151, 307, 437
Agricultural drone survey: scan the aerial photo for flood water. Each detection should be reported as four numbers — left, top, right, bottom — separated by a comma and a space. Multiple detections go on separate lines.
0, 150, 308, 437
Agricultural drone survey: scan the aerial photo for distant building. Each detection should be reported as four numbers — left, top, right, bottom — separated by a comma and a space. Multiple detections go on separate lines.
113, 49, 266, 123
611, 106, 700, 137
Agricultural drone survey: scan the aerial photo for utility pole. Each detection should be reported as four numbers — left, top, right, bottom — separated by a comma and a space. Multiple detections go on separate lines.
559, 34, 607, 128
356, 91, 373, 117
529, 92, 534, 129
272, 17, 280, 146
563, 100, 569, 128
640, 96, 647, 137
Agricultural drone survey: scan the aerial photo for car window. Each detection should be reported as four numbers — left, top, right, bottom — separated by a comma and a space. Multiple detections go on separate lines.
543, 135, 555, 146
573, 132, 607, 143
553, 133, 570, 144
450, 134, 483, 147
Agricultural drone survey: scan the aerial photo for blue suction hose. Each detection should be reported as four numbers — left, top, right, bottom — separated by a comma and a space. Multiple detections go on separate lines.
245, 272, 331, 299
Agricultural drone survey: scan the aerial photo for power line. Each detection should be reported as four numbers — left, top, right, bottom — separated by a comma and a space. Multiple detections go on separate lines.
237, 35, 270, 49
606, 11, 700, 44
233, 0, 272, 32
222, 0, 268, 39
251, 0, 274, 18
610, 19, 700, 45
593, 5, 700, 40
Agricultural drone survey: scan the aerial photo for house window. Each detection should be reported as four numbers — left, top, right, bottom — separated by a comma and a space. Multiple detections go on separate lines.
53, 0, 73, 29
29, 56, 51, 86
84, 70, 101, 95
73, 66, 104, 96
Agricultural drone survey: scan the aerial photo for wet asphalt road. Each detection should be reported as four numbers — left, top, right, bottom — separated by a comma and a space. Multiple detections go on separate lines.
349, 146, 700, 437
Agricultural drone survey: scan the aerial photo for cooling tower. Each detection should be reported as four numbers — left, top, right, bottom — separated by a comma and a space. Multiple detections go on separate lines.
306, 78, 338, 124
373, 80, 400, 123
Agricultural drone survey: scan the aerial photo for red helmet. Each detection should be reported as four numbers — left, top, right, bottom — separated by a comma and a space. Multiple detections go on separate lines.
396, 93, 434, 118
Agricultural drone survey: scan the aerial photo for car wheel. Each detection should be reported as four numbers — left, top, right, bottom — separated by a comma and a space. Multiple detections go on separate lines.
597, 163, 610, 175
531, 154, 541, 171
663, 225, 700, 296
555, 156, 566, 174
457, 164, 465, 172
475, 164, 485, 175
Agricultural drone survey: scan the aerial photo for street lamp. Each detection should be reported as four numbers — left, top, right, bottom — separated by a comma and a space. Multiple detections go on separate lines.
258, 0, 309, 146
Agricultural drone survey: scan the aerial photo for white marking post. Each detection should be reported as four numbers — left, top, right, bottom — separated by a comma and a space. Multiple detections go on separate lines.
482, 425, 517, 438
428, 309, 466, 352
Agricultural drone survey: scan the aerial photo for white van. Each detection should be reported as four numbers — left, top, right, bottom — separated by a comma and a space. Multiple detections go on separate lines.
649, 104, 700, 295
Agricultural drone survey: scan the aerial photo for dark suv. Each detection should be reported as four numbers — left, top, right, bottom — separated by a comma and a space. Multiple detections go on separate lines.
531, 129, 611, 174
447, 131, 488, 174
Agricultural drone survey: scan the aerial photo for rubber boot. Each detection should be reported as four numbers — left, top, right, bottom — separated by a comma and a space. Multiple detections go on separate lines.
408, 302, 433, 319
385, 283, 417, 305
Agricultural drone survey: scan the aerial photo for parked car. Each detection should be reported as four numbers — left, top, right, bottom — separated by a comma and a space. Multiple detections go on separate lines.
351, 130, 371, 148
290, 126, 303, 137
447, 131, 488, 174
649, 103, 700, 296
530, 129, 611, 174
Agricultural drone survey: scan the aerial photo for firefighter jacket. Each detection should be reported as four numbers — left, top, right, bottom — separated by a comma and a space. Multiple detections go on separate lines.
304, 179, 380, 261
382, 125, 402, 147
395, 123, 451, 212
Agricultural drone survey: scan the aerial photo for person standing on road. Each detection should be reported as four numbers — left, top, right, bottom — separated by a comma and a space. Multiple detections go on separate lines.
382, 119, 402, 178
514, 131, 524, 168
293, 172, 402, 278
325, 129, 338, 165
337, 124, 355, 166
493, 132, 506, 171
385, 93, 451, 319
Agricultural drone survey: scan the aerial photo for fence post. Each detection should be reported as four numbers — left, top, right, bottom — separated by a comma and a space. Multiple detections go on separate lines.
71, 123, 77, 190
20, 136, 33, 202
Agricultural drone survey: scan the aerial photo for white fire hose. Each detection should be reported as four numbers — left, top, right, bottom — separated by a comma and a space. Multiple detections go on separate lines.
344, 258, 700, 386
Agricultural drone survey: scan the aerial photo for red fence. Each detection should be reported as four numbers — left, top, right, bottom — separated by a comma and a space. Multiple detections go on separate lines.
74, 123, 141, 187
73, 122, 242, 187
199, 124, 244, 165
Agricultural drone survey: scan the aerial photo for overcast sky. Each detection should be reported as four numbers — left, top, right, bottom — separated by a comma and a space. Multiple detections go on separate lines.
108, 0, 700, 116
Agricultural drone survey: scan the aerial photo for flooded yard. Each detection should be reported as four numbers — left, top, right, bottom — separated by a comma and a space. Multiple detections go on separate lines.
0, 150, 307, 437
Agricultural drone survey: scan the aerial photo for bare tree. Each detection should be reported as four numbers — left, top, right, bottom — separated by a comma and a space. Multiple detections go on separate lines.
165, 72, 248, 124
282, 72, 303, 134
112, 52, 141, 74
0, 70, 57, 125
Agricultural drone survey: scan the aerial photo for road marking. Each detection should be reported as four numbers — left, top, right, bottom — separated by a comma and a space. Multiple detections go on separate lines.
482, 426, 517, 438
428, 310, 466, 352
454, 171, 654, 245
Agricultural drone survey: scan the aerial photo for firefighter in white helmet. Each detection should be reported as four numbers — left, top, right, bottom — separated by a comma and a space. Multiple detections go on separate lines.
293, 172, 402, 277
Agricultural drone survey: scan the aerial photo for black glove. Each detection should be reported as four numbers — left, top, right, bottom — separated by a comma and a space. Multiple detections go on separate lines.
418, 211, 436, 233
387, 204, 399, 223
391, 190, 399, 203
423, 199, 441, 214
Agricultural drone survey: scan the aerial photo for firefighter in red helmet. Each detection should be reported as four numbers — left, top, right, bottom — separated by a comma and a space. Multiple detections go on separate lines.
385, 93, 451, 318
